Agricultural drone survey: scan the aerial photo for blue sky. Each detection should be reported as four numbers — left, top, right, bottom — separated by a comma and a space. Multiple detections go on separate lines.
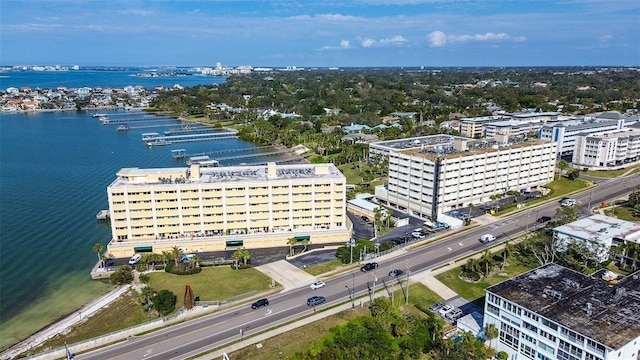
1, 0, 638, 67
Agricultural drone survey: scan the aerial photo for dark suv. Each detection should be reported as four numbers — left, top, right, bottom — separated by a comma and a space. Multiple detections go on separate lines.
251, 298, 269, 309
360, 262, 378, 272
307, 296, 326, 306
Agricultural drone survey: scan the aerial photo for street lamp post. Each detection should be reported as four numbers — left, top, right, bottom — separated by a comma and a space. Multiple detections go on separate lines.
345, 285, 355, 310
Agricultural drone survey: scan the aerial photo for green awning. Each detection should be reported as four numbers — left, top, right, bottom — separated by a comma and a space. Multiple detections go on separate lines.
226, 240, 243, 246
294, 235, 310, 242
134, 246, 153, 252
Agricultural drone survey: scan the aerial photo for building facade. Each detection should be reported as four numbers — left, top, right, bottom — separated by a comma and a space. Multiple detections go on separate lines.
572, 129, 640, 168
373, 135, 556, 220
539, 119, 624, 158
106, 163, 351, 257
484, 263, 640, 360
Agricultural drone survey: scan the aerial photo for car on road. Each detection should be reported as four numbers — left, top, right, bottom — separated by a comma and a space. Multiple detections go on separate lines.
536, 216, 552, 223
445, 308, 463, 321
560, 198, 576, 207
360, 262, 379, 272
128, 253, 141, 265
307, 296, 326, 306
438, 304, 454, 316
310, 281, 326, 290
429, 302, 446, 311
480, 233, 496, 243
389, 269, 404, 278
251, 298, 269, 309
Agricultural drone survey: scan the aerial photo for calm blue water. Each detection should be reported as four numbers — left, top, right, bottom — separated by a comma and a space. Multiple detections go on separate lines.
0, 109, 280, 347
0, 70, 224, 89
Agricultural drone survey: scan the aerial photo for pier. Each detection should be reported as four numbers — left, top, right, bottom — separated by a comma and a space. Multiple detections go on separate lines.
142, 131, 238, 146
171, 145, 305, 164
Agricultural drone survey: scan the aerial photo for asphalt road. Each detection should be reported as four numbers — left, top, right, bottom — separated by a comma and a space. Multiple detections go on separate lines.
81, 172, 640, 360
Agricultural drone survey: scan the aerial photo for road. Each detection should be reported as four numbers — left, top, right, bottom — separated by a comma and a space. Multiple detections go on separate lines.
80, 173, 639, 360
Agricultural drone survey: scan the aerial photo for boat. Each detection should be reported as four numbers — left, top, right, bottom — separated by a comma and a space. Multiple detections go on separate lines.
93, 113, 108, 118
116, 124, 128, 131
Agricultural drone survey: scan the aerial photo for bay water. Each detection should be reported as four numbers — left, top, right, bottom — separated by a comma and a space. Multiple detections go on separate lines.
0, 108, 267, 349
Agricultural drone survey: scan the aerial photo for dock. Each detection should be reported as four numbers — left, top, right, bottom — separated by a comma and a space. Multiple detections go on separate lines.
142, 131, 238, 146
96, 210, 110, 221
98, 114, 175, 125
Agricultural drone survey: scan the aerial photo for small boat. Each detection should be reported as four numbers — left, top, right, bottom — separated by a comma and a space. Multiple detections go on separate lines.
117, 124, 128, 131
93, 113, 108, 118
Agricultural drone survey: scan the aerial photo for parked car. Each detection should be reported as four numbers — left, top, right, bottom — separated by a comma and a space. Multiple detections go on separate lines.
361, 216, 370, 223
411, 231, 425, 239
389, 269, 404, 278
251, 298, 269, 309
536, 216, 552, 223
445, 308, 463, 321
360, 262, 379, 272
480, 234, 496, 243
128, 253, 141, 265
307, 296, 326, 306
438, 304, 454, 316
310, 281, 326, 290
430, 302, 446, 311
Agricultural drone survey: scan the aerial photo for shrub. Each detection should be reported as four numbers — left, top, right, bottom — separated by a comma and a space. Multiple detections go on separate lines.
154, 265, 165, 270
230, 264, 252, 270
164, 263, 175, 273
109, 265, 133, 285
139, 273, 150, 284
154, 289, 177, 316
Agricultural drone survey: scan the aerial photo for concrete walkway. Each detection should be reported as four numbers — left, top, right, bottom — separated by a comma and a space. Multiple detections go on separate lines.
254, 260, 317, 291
410, 269, 458, 300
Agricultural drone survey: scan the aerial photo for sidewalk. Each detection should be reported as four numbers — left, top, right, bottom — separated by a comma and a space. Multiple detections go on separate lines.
1, 285, 131, 360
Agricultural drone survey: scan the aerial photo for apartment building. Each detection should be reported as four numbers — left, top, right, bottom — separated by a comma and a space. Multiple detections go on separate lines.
572, 129, 640, 168
373, 135, 556, 221
459, 116, 511, 138
105, 162, 351, 257
539, 119, 625, 158
484, 120, 544, 139
484, 263, 640, 360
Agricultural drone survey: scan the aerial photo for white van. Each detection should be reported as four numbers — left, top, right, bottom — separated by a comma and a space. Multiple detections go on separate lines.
128, 253, 142, 265
480, 234, 496, 243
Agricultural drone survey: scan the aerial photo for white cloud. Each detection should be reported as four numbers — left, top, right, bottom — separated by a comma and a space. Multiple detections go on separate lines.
119, 9, 155, 16
427, 31, 447, 47
340, 39, 350, 48
319, 39, 352, 51
428, 30, 526, 47
598, 34, 614, 41
361, 38, 376, 47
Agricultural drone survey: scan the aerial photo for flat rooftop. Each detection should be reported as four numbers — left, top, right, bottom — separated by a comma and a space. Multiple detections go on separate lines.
487, 263, 640, 350
554, 214, 640, 243
372, 135, 551, 161
110, 163, 344, 187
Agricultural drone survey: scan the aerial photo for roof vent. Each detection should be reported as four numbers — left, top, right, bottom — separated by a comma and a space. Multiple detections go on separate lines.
611, 223, 620, 228
599, 228, 608, 233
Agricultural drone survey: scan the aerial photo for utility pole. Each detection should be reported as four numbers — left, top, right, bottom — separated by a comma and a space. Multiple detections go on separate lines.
405, 259, 411, 305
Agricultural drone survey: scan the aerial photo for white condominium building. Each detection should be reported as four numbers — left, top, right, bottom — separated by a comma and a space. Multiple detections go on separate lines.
106, 162, 350, 257
572, 129, 640, 168
484, 263, 640, 360
539, 119, 625, 158
374, 135, 556, 221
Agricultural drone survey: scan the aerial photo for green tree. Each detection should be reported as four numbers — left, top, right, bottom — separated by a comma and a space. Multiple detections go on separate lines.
287, 237, 297, 257
485, 323, 499, 351
232, 248, 252, 266
555, 205, 578, 226
629, 190, 640, 207
109, 265, 133, 285
92, 243, 104, 267
154, 289, 177, 316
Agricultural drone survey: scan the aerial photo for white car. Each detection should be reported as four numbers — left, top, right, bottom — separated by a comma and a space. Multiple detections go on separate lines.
480, 234, 496, 243
438, 304, 454, 316
310, 281, 326, 290
128, 253, 141, 265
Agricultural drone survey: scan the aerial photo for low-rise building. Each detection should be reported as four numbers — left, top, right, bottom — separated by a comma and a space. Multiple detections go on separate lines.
105, 162, 351, 257
484, 263, 640, 360
553, 214, 640, 262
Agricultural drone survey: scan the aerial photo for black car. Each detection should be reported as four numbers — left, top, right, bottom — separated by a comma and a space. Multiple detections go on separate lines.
361, 216, 370, 223
360, 262, 379, 272
307, 296, 326, 306
536, 216, 552, 223
389, 269, 404, 278
251, 298, 269, 309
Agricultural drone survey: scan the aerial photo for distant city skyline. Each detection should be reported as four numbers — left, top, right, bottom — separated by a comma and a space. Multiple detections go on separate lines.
1, 0, 638, 68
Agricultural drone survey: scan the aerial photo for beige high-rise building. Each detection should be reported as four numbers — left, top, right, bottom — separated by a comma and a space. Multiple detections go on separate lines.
105, 162, 351, 257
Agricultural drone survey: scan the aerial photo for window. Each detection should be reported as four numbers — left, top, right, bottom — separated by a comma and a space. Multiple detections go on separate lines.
519, 343, 536, 359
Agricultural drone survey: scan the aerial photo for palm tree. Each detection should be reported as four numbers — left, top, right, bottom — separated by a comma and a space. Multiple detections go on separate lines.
485, 323, 499, 351
287, 237, 297, 257
171, 246, 182, 267
482, 249, 493, 276
301, 239, 310, 253
92, 243, 104, 267
502, 239, 511, 268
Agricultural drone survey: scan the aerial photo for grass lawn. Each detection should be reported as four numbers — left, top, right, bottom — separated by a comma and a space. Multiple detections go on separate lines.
584, 165, 639, 178
544, 177, 589, 197
25, 290, 148, 357
435, 256, 536, 301
338, 163, 364, 184
407, 283, 444, 312
147, 267, 275, 310
604, 204, 640, 221
304, 259, 344, 276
